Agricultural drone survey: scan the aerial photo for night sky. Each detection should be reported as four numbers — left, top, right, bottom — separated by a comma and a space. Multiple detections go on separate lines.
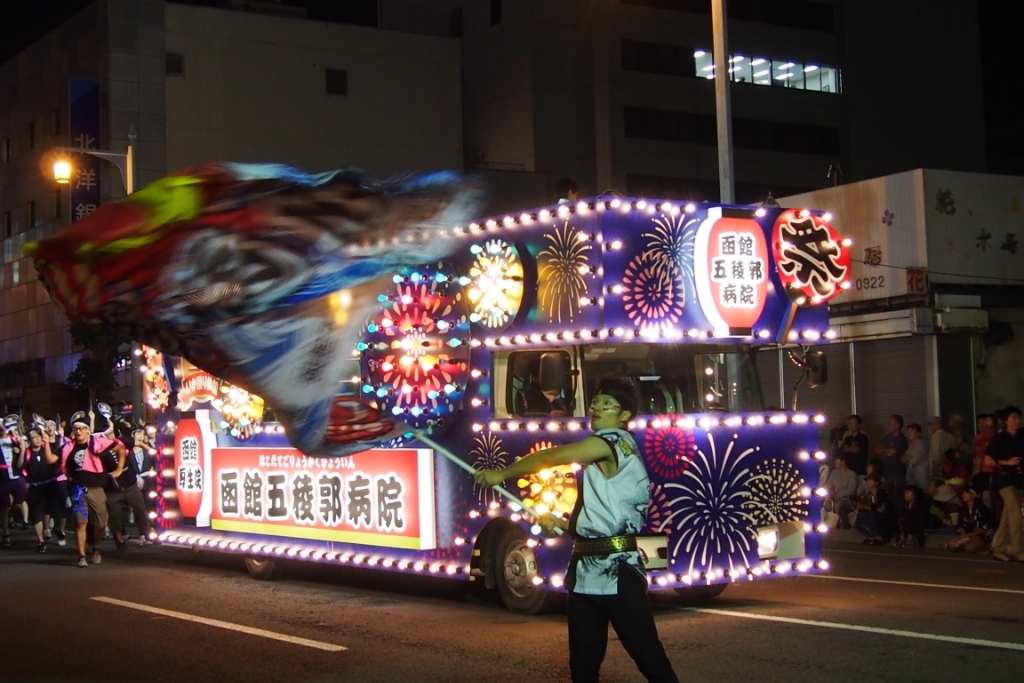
0, 1, 1019, 174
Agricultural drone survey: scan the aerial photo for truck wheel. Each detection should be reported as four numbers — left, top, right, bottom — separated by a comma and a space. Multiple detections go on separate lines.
244, 555, 285, 581
673, 583, 726, 604
495, 526, 548, 614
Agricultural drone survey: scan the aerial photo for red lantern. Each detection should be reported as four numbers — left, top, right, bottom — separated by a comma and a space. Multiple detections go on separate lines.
695, 209, 770, 336
173, 417, 206, 518
772, 210, 850, 305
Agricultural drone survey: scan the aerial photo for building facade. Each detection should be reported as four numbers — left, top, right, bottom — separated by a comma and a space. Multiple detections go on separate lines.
380, 0, 986, 211
0, 0, 463, 415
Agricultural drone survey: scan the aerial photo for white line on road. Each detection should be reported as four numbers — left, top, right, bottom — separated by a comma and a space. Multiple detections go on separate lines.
91, 597, 347, 652
825, 548, 987, 563
808, 574, 1024, 596
689, 607, 1024, 652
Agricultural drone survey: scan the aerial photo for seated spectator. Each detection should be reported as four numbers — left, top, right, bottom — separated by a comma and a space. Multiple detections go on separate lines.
824, 455, 858, 529
927, 478, 962, 529
854, 474, 895, 545
945, 486, 993, 553
942, 448, 969, 493
858, 461, 884, 495
894, 486, 929, 547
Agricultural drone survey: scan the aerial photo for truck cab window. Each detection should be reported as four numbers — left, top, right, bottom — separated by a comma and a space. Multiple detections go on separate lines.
506, 350, 576, 418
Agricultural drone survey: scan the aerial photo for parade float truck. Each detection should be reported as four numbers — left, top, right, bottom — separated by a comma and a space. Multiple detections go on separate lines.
144, 198, 851, 614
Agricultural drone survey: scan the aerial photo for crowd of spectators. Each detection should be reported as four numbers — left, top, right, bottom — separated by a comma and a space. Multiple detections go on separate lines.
0, 406, 158, 566
822, 408, 1024, 560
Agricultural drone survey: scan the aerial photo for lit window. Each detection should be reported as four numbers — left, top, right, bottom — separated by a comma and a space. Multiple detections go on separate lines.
690, 50, 839, 94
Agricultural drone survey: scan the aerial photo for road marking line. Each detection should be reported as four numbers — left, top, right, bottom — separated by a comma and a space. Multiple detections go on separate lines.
807, 574, 1024, 596
825, 548, 985, 563
91, 597, 347, 652
689, 607, 1024, 652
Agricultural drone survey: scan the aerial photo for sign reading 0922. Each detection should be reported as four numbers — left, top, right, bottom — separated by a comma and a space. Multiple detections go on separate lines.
772, 210, 851, 305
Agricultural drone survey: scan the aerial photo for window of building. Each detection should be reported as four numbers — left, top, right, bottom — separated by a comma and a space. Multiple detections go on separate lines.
490, 0, 502, 26
27, 122, 35, 150
325, 68, 347, 96
624, 106, 841, 156
690, 48, 840, 94
626, 173, 812, 205
622, 39, 695, 77
620, 0, 835, 33
1, 137, 9, 162
449, 7, 463, 37
2, 211, 11, 239
167, 52, 184, 76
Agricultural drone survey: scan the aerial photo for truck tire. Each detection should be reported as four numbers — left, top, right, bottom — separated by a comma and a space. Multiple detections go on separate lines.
494, 526, 548, 614
673, 583, 726, 604
244, 555, 285, 581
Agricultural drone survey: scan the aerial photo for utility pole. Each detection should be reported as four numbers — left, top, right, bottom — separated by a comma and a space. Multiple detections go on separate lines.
712, 0, 735, 204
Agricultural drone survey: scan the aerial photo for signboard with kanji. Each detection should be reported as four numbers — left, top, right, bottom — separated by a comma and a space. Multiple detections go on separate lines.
210, 447, 436, 550
68, 78, 102, 222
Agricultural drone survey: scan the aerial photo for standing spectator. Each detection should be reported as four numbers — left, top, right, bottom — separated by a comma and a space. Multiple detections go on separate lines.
874, 415, 908, 499
62, 411, 125, 567
22, 428, 61, 553
895, 486, 929, 547
1, 415, 28, 548
985, 405, 1024, 562
904, 424, 930, 490
824, 454, 858, 529
841, 415, 869, 476
945, 486, 992, 553
828, 413, 848, 456
942, 448, 969, 492
855, 474, 895, 545
555, 177, 579, 204
948, 412, 973, 474
928, 417, 956, 480
971, 414, 996, 500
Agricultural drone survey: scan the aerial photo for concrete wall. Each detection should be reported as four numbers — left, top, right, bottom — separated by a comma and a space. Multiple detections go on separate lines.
164, 3, 464, 177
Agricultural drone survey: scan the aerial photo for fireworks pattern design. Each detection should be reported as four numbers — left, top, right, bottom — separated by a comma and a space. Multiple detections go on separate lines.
643, 423, 698, 480
621, 213, 697, 331
747, 458, 809, 526
660, 433, 759, 575
466, 238, 524, 330
470, 431, 509, 505
537, 222, 592, 323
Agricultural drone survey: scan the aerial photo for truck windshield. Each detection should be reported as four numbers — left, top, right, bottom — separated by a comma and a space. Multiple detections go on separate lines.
580, 343, 764, 415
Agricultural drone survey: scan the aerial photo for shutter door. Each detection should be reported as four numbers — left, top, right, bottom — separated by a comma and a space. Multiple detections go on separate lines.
937, 334, 974, 424
854, 336, 929, 440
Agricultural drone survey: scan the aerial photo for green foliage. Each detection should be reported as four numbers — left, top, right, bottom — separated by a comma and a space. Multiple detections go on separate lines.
65, 321, 130, 405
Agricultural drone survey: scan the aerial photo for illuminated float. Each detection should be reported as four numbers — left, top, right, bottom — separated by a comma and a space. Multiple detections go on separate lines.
150, 197, 849, 612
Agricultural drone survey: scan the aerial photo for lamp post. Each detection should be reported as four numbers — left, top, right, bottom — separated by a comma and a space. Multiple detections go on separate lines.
51, 124, 142, 424
712, 0, 735, 204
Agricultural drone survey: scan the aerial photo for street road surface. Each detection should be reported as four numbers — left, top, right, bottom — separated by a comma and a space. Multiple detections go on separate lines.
1, 531, 1022, 683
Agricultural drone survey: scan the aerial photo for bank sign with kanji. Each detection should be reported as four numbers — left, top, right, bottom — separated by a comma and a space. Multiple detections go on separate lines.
210, 447, 437, 550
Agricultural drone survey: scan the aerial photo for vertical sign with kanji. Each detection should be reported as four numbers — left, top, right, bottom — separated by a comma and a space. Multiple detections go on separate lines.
68, 78, 101, 222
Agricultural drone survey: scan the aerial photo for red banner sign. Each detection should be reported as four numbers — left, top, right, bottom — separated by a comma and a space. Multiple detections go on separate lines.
209, 447, 436, 550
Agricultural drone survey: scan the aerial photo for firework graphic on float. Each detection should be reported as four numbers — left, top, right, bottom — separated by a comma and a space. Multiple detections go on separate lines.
516, 440, 578, 520
471, 431, 509, 505
465, 238, 524, 330
747, 458, 809, 526
622, 251, 685, 332
643, 423, 698, 480
661, 433, 758, 574
642, 213, 697, 307
646, 483, 674, 534
537, 222, 592, 323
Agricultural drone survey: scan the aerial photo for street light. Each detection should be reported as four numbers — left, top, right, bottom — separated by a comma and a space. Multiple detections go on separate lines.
52, 123, 136, 194
49, 123, 141, 423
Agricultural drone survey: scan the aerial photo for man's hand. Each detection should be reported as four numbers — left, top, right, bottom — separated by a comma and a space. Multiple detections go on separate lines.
474, 469, 506, 487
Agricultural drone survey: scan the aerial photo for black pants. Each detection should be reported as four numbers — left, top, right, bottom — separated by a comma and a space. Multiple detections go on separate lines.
567, 566, 680, 683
